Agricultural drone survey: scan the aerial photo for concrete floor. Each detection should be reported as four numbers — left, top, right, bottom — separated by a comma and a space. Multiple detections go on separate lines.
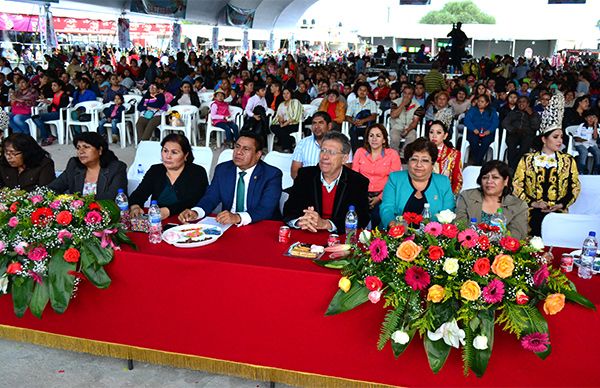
0, 338, 292, 388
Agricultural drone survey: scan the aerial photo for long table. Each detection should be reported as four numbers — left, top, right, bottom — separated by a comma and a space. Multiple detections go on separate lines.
1, 221, 599, 387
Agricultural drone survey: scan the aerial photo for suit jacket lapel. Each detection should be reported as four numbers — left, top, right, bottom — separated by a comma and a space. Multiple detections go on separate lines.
96, 167, 109, 195
223, 162, 237, 211
74, 166, 86, 194
313, 170, 322, 213
247, 162, 261, 210
332, 168, 348, 220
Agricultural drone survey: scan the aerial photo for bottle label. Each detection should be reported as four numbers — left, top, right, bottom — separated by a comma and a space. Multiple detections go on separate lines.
149, 215, 161, 224
118, 204, 129, 212
345, 222, 357, 230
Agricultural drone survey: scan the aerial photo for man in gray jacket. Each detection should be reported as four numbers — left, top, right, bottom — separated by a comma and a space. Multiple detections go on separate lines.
502, 96, 541, 170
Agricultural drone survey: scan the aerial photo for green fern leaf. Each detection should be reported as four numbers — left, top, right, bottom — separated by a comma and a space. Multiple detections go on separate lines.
377, 304, 405, 350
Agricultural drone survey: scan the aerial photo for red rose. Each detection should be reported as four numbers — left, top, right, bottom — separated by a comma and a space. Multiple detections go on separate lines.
388, 224, 406, 238
441, 224, 459, 239
88, 202, 101, 210
428, 246, 444, 261
500, 236, 520, 252
473, 258, 491, 276
31, 207, 54, 226
516, 290, 529, 305
63, 248, 80, 263
56, 211, 73, 226
364, 275, 383, 291
403, 212, 423, 226
477, 235, 490, 251
9, 202, 19, 213
6, 262, 22, 274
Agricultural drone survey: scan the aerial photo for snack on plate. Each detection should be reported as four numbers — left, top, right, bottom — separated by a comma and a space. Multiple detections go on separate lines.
288, 243, 325, 259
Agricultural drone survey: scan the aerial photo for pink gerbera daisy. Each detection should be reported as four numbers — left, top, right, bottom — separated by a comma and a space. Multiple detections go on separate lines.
521, 332, 550, 352
458, 228, 479, 248
424, 222, 442, 237
533, 264, 550, 287
405, 266, 430, 291
481, 278, 505, 303
369, 238, 389, 263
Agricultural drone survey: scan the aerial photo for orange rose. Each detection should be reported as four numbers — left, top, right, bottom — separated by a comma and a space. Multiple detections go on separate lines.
491, 254, 514, 279
427, 284, 445, 303
460, 280, 481, 301
543, 293, 565, 315
396, 240, 422, 262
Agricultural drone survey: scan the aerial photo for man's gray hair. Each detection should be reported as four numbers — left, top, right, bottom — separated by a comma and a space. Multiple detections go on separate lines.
322, 131, 351, 155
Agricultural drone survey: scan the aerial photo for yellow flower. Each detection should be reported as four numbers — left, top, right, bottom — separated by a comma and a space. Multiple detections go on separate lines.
427, 285, 445, 303
396, 240, 422, 262
460, 280, 481, 301
491, 254, 514, 279
543, 293, 565, 315
338, 277, 351, 293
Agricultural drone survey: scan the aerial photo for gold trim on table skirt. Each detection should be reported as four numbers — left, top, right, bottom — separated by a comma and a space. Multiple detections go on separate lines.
0, 325, 400, 388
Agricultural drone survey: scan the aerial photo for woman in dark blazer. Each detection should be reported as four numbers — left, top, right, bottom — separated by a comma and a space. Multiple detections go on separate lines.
48, 132, 127, 200
129, 133, 208, 220
0, 133, 55, 191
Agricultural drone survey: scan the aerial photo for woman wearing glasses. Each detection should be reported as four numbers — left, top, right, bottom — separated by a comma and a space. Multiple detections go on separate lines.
0, 133, 55, 191
380, 137, 455, 228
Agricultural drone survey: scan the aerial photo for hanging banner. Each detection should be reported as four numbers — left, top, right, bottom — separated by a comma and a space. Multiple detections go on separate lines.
131, 0, 187, 19
267, 31, 274, 52
289, 33, 296, 54
218, 4, 255, 28
45, 7, 58, 50
242, 28, 249, 53
170, 22, 181, 52
117, 18, 131, 49
211, 27, 219, 51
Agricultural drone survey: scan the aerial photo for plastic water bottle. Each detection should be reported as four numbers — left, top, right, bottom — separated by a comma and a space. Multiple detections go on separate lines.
578, 231, 597, 279
136, 163, 145, 177
115, 189, 130, 229
345, 205, 358, 244
148, 200, 162, 244
470, 217, 478, 229
490, 208, 507, 234
422, 203, 431, 224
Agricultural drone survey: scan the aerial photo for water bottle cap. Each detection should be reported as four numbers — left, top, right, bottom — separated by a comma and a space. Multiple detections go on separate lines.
424, 203, 430, 208
348, 205, 355, 211
151, 200, 158, 205
589, 231, 596, 237
117, 188, 124, 193
470, 218, 477, 222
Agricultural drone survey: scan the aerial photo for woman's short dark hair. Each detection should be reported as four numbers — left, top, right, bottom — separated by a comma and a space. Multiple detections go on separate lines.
477, 160, 513, 198
73, 132, 118, 168
161, 133, 194, 164
364, 124, 389, 153
404, 137, 438, 163
52, 79, 65, 89
0, 133, 51, 168
574, 95, 590, 110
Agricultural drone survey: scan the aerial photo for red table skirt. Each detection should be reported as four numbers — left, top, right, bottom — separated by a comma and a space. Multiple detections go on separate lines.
1, 221, 599, 387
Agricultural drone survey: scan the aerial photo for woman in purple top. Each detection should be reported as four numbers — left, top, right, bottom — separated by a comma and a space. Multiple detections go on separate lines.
136, 82, 166, 141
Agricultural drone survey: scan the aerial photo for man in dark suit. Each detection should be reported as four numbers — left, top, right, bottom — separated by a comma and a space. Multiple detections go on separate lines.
178, 131, 282, 226
283, 131, 370, 232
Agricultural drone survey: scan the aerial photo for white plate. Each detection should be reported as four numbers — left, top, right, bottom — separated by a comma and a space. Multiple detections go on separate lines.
162, 223, 223, 248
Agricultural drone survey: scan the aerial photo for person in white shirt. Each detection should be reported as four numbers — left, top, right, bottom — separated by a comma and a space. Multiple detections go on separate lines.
244, 82, 267, 119
572, 110, 600, 175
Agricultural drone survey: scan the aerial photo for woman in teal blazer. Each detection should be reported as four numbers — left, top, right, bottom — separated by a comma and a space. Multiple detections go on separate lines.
380, 138, 455, 228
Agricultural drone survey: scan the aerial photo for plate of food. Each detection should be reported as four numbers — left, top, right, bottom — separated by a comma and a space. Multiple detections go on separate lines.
162, 223, 223, 248
285, 242, 325, 259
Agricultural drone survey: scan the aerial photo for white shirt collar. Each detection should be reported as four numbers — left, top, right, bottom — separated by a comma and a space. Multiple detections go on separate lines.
320, 169, 343, 193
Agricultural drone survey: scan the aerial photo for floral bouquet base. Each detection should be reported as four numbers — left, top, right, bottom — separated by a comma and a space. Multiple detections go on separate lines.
319, 211, 595, 377
0, 188, 134, 318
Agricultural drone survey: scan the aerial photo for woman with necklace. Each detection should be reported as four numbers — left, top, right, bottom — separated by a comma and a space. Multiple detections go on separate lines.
513, 93, 580, 236
428, 120, 462, 194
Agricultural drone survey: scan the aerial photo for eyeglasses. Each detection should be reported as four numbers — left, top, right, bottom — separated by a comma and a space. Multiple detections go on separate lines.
408, 157, 432, 165
320, 148, 346, 156
4, 151, 22, 158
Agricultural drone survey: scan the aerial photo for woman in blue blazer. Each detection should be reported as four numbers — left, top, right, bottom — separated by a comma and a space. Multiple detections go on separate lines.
380, 138, 455, 228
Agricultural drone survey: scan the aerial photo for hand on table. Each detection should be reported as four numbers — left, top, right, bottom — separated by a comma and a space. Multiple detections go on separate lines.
129, 205, 144, 218
297, 206, 330, 233
215, 210, 241, 225
160, 207, 170, 220
178, 209, 199, 223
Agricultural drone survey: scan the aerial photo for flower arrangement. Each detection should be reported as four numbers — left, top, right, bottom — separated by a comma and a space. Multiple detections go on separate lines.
320, 210, 595, 377
0, 187, 133, 318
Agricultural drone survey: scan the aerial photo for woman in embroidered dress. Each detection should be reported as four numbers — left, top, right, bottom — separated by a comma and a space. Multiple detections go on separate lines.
428, 120, 462, 194
513, 93, 580, 237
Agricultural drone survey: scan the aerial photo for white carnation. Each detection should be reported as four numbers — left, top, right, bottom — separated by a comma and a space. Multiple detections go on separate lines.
391, 330, 410, 345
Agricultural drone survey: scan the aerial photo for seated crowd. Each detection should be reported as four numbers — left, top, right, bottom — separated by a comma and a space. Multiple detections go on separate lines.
0, 47, 595, 239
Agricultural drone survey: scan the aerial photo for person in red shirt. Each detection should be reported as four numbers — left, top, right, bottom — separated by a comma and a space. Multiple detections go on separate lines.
318, 90, 347, 131
373, 76, 391, 102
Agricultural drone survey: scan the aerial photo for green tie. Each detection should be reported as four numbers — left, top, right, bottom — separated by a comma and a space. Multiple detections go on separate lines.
236, 171, 247, 212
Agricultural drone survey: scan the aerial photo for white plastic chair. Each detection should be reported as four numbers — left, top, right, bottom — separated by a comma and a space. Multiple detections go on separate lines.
99, 102, 131, 149
460, 125, 470, 165
497, 129, 508, 162
264, 151, 294, 189
460, 166, 481, 192
44, 106, 70, 144
124, 94, 143, 146
487, 129, 501, 160
191, 146, 213, 182
66, 101, 103, 135
205, 105, 239, 148
541, 213, 599, 249
158, 105, 199, 145
127, 141, 163, 195
383, 109, 391, 133
310, 98, 323, 108
216, 148, 233, 167
341, 121, 350, 138
569, 175, 600, 216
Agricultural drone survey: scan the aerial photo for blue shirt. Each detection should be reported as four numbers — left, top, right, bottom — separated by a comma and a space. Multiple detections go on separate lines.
292, 135, 353, 167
